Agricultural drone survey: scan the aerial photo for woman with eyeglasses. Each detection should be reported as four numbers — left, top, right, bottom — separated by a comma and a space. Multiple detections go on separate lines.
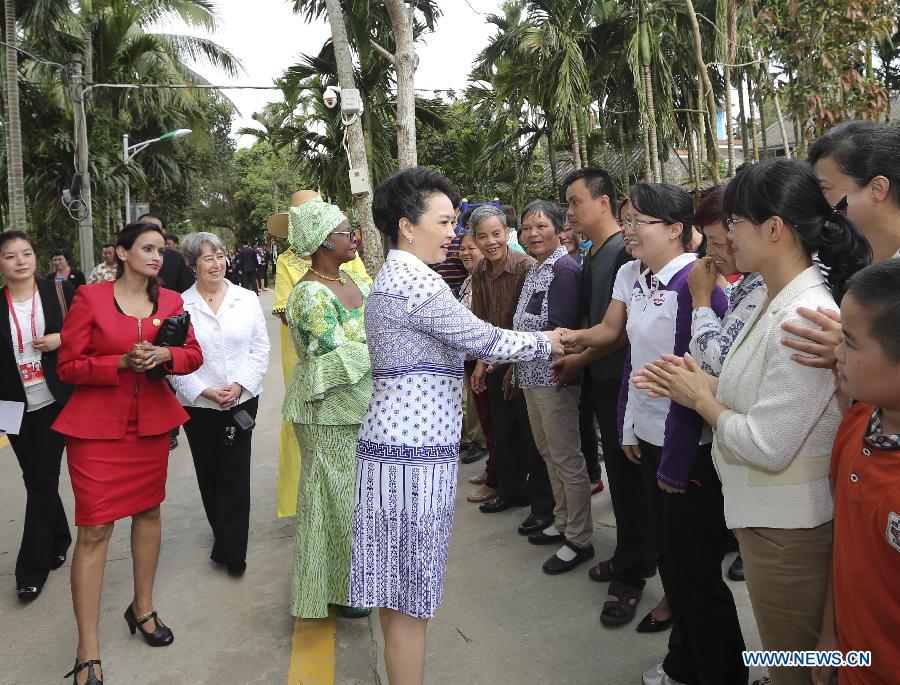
636, 158, 871, 685
559, 183, 748, 685
282, 199, 373, 620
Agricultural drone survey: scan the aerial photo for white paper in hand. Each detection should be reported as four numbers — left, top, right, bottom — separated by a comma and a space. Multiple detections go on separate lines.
0, 400, 26, 435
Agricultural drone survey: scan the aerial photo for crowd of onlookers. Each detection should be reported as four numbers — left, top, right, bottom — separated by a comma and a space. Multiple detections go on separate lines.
430, 120, 900, 685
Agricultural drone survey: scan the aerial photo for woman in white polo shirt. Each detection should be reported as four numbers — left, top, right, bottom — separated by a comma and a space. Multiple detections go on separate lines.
561, 183, 746, 685
168, 232, 270, 577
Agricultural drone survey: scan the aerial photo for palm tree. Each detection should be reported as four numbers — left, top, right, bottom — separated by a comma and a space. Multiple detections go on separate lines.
3, 0, 27, 228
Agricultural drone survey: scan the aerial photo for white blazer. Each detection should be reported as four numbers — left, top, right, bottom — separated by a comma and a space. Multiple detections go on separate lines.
714, 265, 843, 530
168, 281, 270, 410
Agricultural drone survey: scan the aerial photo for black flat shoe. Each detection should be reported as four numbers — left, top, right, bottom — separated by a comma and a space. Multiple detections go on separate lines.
459, 446, 486, 464
479, 493, 530, 513
727, 553, 745, 581
124, 604, 174, 647
543, 542, 595, 575
518, 513, 552, 536
636, 610, 672, 633
51, 553, 67, 570
169, 436, 178, 450
528, 529, 564, 545
17, 585, 41, 601
226, 561, 247, 577
64, 658, 102, 684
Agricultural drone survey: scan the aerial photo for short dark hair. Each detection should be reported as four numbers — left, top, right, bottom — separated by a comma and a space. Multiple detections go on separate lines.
460, 207, 475, 229
0, 229, 33, 252
808, 121, 900, 207
724, 158, 872, 302
561, 167, 618, 213
101, 242, 115, 250
164, 233, 178, 245
521, 200, 565, 233
844, 260, 900, 362
629, 182, 696, 248
695, 185, 726, 231
137, 211, 167, 229
501, 205, 518, 229
50, 249, 70, 262
116, 221, 165, 302
372, 167, 460, 246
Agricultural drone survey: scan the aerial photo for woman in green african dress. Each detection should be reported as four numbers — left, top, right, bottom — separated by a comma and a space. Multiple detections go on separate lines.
282, 198, 372, 619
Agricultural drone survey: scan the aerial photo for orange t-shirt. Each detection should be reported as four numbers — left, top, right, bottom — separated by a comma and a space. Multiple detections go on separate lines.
830, 402, 900, 685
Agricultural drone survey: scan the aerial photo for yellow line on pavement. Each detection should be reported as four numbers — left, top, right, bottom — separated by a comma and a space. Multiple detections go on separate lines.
0, 435, 9, 449
287, 613, 336, 685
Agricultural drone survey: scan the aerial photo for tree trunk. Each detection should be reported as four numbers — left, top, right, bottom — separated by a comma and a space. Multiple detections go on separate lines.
81, 0, 93, 84
685, 0, 721, 184
737, 70, 749, 163
747, 70, 759, 161
384, 0, 417, 168
580, 109, 590, 166
690, 86, 706, 183
772, 86, 791, 159
546, 124, 559, 191
638, 5, 660, 183
758, 87, 769, 160
641, 119, 652, 182
724, 0, 737, 176
323, 0, 382, 274
570, 109, 582, 169
4, 0, 26, 229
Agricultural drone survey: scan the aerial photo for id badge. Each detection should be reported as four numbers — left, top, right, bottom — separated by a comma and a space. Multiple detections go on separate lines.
18, 355, 46, 388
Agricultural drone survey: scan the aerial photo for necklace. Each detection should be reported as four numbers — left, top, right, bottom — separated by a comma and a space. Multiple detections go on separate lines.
309, 267, 346, 285
199, 283, 227, 303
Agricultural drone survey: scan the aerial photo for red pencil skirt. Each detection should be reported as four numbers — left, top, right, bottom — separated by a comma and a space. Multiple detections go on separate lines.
65, 402, 170, 526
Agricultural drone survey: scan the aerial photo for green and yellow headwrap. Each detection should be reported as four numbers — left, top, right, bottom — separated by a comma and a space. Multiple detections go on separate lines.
287, 198, 348, 257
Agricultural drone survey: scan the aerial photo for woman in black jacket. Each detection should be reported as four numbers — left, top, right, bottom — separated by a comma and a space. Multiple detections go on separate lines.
1, 230, 74, 601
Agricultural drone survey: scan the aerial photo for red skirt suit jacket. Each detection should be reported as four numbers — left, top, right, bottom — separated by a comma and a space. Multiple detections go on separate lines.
53, 281, 203, 439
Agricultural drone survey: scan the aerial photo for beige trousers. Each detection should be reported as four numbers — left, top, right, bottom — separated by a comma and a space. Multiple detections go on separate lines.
736, 522, 834, 685
523, 386, 592, 547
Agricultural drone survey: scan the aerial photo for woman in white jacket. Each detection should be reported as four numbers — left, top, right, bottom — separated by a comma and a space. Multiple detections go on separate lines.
637, 158, 871, 685
168, 232, 270, 577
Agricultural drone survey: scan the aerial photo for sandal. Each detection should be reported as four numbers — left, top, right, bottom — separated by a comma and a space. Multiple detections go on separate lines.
588, 558, 615, 583
600, 581, 641, 627
468, 471, 487, 485
466, 485, 497, 503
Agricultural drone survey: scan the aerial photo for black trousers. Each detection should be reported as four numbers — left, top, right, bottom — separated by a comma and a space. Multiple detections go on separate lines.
8, 402, 71, 588
485, 369, 554, 519
578, 378, 601, 483
183, 397, 258, 565
639, 440, 747, 685
240, 269, 258, 294
590, 377, 655, 587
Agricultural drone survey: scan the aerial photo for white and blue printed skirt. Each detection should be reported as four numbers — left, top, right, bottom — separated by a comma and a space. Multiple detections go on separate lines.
347, 440, 458, 619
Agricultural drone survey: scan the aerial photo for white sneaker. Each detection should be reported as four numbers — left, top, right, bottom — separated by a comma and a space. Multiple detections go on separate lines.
641, 664, 686, 685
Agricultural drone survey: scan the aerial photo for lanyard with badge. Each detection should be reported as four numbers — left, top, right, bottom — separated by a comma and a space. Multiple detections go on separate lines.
6, 282, 46, 388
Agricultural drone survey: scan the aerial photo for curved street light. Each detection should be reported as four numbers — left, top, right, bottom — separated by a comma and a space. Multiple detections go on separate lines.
123, 129, 193, 223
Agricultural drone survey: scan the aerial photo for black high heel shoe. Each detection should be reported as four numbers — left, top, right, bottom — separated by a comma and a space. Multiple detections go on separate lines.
64, 659, 102, 684
124, 604, 174, 647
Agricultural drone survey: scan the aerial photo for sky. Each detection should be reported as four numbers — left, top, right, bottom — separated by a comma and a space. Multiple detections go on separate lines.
165, 0, 503, 146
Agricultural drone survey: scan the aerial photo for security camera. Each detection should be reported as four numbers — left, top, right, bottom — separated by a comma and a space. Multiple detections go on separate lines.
323, 86, 339, 109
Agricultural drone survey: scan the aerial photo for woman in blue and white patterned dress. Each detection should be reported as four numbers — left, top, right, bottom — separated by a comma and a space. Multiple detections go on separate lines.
347, 168, 565, 684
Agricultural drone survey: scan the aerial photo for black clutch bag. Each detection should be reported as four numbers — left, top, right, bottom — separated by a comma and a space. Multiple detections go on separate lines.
148, 311, 190, 380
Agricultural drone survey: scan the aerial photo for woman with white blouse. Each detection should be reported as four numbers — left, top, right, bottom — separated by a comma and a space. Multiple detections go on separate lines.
638, 159, 871, 685
168, 232, 270, 577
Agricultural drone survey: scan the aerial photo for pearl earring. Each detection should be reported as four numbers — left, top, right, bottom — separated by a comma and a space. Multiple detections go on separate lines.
407, 235, 414, 244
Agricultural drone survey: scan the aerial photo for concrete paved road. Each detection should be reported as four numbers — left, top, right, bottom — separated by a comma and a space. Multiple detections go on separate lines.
0, 288, 765, 684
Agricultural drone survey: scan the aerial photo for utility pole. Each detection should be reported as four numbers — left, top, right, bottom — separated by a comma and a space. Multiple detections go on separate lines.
71, 58, 95, 270
322, 0, 382, 275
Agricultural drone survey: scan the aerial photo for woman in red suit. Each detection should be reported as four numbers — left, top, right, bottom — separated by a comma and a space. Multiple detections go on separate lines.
54, 222, 203, 685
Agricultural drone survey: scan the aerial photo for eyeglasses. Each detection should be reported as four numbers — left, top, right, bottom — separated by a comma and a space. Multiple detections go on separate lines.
621, 219, 666, 230
726, 218, 748, 233
331, 228, 358, 241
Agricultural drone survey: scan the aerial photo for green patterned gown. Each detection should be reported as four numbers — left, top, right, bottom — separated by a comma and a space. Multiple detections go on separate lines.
283, 270, 372, 618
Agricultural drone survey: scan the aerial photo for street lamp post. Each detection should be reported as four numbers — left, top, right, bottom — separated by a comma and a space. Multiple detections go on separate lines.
123, 128, 192, 223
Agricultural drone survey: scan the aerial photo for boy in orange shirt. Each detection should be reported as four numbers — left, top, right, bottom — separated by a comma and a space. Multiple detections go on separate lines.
813, 260, 900, 685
